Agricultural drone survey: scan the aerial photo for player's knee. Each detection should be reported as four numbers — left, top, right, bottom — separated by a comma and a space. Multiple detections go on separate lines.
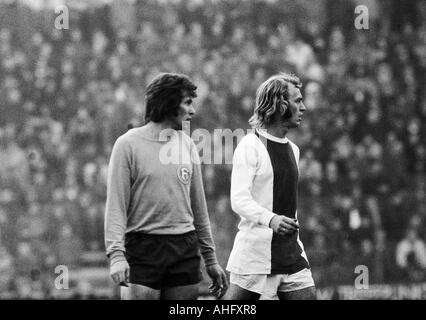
159, 284, 199, 300
122, 283, 160, 300
298, 286, 317, 300
309, 286, 317, 300
224, 283, 260, 300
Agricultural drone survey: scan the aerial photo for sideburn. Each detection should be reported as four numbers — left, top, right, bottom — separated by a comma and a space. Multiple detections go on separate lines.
281, 101, 293, 119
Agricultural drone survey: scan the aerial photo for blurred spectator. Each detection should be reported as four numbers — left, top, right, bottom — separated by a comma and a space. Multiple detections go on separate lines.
396, 228, 426, 281
0, 125, 30, 194
55, 224, 83, 268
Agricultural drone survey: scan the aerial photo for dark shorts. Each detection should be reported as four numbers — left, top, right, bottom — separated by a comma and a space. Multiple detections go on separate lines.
124, 230, 202, 290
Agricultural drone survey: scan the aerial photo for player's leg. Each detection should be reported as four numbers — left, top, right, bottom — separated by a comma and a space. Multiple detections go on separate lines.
121, 283, 161, 300
277, 286, 316, 300
277, 268, 317, 300
222, 273, 266, 300
161, 284, 200, 300
223, 283, 261, 300
124, 232, 166, 299
161, 231, 203, 300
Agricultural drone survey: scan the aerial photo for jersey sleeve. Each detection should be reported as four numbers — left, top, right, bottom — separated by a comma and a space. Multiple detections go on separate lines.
230, 135, 276, 227
190, 140, 218, 266
104, 136, 132, 257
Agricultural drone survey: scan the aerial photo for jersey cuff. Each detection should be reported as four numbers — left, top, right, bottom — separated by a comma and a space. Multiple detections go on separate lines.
203, 253, 219, 267
109, 250, 126, 266
259, 211, 276, 228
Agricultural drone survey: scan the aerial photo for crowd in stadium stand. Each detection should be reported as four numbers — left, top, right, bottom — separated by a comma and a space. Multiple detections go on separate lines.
0, 0, 425, 298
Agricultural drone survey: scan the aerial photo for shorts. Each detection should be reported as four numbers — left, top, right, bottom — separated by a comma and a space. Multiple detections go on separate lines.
230, 268, 315, 298
124, 230, 202, 290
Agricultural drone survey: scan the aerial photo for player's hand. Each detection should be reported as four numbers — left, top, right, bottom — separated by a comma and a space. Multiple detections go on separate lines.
206, 263, 228, 299
269, 215, 299, 236
110, 259, 130, 286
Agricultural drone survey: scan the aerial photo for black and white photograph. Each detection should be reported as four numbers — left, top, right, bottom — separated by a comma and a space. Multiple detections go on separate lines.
0, 0, 425, 309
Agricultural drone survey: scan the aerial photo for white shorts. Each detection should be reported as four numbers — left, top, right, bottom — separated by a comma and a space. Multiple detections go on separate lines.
230, 268, 315, 299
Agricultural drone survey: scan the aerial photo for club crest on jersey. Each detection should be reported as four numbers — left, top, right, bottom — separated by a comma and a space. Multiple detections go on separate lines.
177, 166, 191, 184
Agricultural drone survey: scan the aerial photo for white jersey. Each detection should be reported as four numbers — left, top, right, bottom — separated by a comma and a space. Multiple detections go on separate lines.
227, 129, 310, 275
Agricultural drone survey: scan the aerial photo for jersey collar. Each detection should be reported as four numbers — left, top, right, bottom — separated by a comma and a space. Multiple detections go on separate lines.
256, 128, 289, 144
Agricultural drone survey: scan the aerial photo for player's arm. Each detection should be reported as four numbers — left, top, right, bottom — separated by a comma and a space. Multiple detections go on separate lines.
104, 137, 131, 285
230, 138, 276, 226
231, 138, 299, 234
190, 142, 228, 298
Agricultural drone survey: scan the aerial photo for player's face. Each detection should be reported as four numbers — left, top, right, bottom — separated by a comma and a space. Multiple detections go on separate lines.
171, 94, 196, 130
283, 84, 306, 128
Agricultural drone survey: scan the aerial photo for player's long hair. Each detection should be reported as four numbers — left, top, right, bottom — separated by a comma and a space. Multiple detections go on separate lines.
145, 73, 197, 123
249, 72, 302, 128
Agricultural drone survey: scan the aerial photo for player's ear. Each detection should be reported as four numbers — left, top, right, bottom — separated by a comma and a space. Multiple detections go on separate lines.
279, 100, 288, 115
